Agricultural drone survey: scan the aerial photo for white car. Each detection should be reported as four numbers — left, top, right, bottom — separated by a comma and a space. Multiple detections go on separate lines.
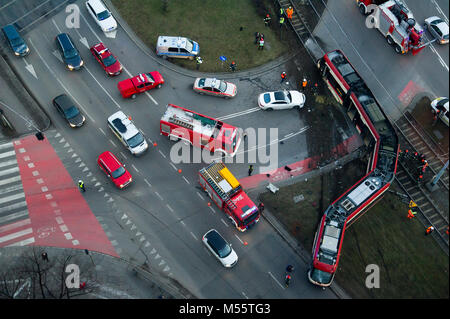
86, 0, 117, 32
193, 78, 237, 98
425, 16, 449, 44
202, 229, 238, 268
258, 90, 306, 110
431, 97, 449, 126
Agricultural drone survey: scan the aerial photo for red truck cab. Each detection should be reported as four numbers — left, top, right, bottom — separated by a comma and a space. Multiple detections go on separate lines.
117, 71, 164, 99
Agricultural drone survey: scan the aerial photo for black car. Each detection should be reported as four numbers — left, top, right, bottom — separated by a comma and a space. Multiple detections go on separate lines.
55, 33, 83, 70
52, 94, 85, 127
2, 24, 29, 56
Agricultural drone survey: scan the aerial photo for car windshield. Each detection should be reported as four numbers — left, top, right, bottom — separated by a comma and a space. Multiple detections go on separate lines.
145, 73, 155, 82
10, 37, 23, 46
310, 268, 333, 285
433, 19, 444, 25
218, 81, 227, 92
127, 132, 144, 148
64, 48, 78, 59
185, 39, 194, 52
64, 106, 80, 119
97, 10, 111, 21
263, 93, 271, 103
111, 166, 125, 179
102, 55, 116, 67
273, 91, 287, 102
217, 243, 232, 258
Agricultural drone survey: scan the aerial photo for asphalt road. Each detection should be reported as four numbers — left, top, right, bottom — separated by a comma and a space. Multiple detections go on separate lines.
1, 0, 336, 298
310, 0, 449, 120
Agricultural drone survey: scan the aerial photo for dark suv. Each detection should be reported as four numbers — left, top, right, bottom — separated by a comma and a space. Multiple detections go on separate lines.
55, 33, 83, 70
2, 24, 29, 56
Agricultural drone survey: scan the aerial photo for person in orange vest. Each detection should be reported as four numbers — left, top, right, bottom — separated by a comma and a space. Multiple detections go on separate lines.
446, 226, 449, 236
280, 71, 287, 83
302, 78, 308, 88
286, 6, 294, 20
407, 209, 416, 219
425, 226, 435, 235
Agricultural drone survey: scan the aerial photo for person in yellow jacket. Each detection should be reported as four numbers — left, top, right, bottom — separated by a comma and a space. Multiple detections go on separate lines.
286, 6, 294, 20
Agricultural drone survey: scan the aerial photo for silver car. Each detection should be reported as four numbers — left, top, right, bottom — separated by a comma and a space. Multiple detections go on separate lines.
425, 16, 449, 44
193, 78, 237, 98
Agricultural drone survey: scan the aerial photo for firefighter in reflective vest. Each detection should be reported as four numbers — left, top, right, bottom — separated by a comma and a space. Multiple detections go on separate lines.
286, 6, 294, 20
196, 56, 203, 70
425, 226, 435, 235
407, 209, 416, 219
279, 16, 285, 28
264, 14, 271, 27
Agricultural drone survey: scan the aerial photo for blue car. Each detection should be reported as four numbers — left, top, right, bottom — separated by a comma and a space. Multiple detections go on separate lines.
55, 33, 84, 71
2, 24, 30, 56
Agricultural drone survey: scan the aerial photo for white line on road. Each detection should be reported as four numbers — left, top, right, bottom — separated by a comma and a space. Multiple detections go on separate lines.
145, 92, 158, 105
268, 271, 285, 290
180, 220, 186, 226
221, 219, 229, 227
217, 107, 261, 121
242, 292, 249, 299
190, 232, 198, 241
109, 140, 117, 147
99, 127, 106, 135
144, 178, 152, 187
154, 191, 163, 201
131, 164, 139, 173
169, 162, 177, 171
158, 150, 166, 158
120, 152, 127, 160
234, 234, 243, 244
182, 176, 190, 184
196, 192, 204, 200
208, 206, 215, 213
51, 18, 62, 33
166, 204, 174, 213
84, 66, 123, 109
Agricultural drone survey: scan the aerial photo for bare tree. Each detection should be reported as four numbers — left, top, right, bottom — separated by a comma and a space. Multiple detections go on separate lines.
0, 247, 99, 299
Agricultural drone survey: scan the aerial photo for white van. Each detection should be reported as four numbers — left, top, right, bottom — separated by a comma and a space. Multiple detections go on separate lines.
156, 36, 199, 60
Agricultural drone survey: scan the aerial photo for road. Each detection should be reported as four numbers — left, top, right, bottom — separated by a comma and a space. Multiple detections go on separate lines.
0, 0, 338, 298
310, 0, 449, 120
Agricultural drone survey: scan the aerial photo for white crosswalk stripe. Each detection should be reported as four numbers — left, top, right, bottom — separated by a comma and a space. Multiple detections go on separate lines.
0, 141, 34, 247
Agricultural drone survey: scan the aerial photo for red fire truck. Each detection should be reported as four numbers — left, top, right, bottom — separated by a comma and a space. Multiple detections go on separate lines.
160, 104, 242, 157
199, 162, 260, 232
359, 0, 426, 55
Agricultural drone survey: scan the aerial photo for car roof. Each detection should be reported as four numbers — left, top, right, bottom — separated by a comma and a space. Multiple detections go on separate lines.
98, 151, 121, 171
2, 24, 20, 38
273, 91, 287, 101
157, 36, 190, 48
56, 33, 74, 49
107, 111, 140, 140
87, 0, 108, 13
93, 43, 111, 57
204, 229, 227, 249
202, 78, 222, 88
54, 94, 74, 110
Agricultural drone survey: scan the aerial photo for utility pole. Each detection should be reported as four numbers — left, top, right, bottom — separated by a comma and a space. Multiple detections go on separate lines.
426, 160, 449, 192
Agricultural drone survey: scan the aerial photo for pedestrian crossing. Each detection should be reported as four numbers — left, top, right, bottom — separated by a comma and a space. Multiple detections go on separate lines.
0, 141, 34, 247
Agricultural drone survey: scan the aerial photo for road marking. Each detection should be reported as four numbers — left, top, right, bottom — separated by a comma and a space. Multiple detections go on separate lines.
190, 232, 198, 241
84, 66, 123, 109
180, 220, 186, 226
234, 234, 243, 244
196, 192, 204, 200
154, 191, 163, 201
169, 163, 177, 171
158, 150, 166, 158
166, 204, 174, 213
182, 176, 190, 184
120, 152, 127, 160
23, 58, 37, 79
0, 175, 21, 187
131, 164, 139, 173
217, 107, 261, 121
242, 292, 249, 299
144, 178, 152, 187
28, 38, 96, 123
221, 219, 229, 227
0, 0, 18, 11
51, 18, 62, 33
144, 92, 158, 105
0, 219, 31, 234
268, 272, 285, 290
0, 228, 33, 244
5, 237, 35, 247
208, 206, 216, 213
99, 127, 106, 135
109, 140, 117, 147
20, 0, 69, 32
79, 10, 103, 43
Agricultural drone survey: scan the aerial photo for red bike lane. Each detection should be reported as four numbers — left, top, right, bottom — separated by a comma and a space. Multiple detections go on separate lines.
10, 135, 118, 257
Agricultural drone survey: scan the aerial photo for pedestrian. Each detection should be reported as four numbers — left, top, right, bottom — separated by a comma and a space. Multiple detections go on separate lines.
302, 78, 308, 88
280, 71, 287, 83
230, 61, 236, 72
41, 252, 49, 262
196, 56, 203, 70
425, 226, 435, 235
264, 14, 271, 27
286, 265, 294, 273
279, 15, 285, 28
407, 209, 416, 219
78, 180, 85, 192
258, 202, 265, 213
279, 7, 285, 18
80, 282, 86, 289
286, 6, 294, 20
254, 32, 260, 45
258, 36, 264, 50
248, 165, 254, 176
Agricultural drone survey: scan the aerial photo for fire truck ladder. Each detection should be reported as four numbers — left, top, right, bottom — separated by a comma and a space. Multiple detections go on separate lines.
202, 166, 238, 211
169, 117, 194, 131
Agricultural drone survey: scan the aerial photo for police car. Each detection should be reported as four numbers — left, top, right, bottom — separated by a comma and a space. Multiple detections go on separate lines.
156, 36, 199, 60
193, 78, 237, 99
107, 111, 148, 156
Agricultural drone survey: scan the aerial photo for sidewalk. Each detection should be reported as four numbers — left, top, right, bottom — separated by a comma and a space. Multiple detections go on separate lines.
0, 245, 195, 299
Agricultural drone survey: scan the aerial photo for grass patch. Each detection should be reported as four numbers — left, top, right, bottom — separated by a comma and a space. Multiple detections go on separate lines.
261, 163, 449, 298
111, 0, 288, 72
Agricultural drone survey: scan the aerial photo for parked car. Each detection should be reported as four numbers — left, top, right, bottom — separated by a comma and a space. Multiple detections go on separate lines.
117, 72, 164, 99
258, 90, 306, 110
52, 94, 85, 128
85, 0, 117, 32
425, 16, 449, 44
2, 24, 29, 56
90, 43, 122, 76
193, 78, 237, 99
55, 33, 83, 70
202, 229, 238, 268
97, 151, 132, 189
431, 97, 449, 126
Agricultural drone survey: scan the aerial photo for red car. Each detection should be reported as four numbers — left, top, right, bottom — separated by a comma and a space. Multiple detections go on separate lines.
117, 72, 164, 99
97, 151, 132, 189
90, 43, 122, 76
